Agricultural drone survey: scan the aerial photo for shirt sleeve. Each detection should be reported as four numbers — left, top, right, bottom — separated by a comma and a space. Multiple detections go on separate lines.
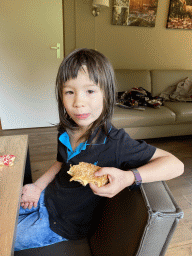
116, 129, 156, 170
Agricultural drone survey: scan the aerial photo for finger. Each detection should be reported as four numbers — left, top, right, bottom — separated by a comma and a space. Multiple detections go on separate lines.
95, 167, 110, 177
22, 203, 27, 209
95, 168, 117, 181
90, 180, 112, 190
89, 182, 112, 197
20, 202, 25, 207
33, 202, 38, 208
20, 196, 26, 204
89, 183, 103, 196
23, 202, 29, 209
89, 182, 98, 191
28, 202, 33, 210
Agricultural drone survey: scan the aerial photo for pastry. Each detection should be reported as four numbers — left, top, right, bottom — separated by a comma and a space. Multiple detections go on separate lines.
67, 162, 108, 187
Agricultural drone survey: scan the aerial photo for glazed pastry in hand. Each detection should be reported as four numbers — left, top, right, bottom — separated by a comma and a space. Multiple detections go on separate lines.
67, 162, 108, 187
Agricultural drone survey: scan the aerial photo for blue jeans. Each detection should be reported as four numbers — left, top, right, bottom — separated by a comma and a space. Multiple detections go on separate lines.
14, 190, 68, 251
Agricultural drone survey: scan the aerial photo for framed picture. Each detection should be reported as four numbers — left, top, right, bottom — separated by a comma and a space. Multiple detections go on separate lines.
167, 0, 192, 29
112, 0, 159, 27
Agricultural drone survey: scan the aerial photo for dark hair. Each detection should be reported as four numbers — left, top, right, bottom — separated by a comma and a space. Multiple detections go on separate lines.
55, 48, 116, 141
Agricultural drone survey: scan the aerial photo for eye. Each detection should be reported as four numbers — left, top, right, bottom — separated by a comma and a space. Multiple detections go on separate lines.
87, 90, 95, 94
64, 90, 74, 95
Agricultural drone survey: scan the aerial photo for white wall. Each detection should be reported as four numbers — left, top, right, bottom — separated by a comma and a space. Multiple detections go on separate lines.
0, 0, 63, 129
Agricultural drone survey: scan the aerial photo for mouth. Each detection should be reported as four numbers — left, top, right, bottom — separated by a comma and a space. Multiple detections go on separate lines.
75, 113, 91, 120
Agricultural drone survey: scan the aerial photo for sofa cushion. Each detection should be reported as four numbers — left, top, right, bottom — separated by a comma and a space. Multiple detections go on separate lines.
112, 106, 176, 128
114, 70, 151, 92
151, 70, 192, 97
164, 102, 192, 124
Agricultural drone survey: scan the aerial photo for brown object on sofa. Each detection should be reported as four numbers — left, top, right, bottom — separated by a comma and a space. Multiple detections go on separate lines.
14, 181, 183, 256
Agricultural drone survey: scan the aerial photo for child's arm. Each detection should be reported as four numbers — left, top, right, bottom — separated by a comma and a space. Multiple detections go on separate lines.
34, 160, 62, 191
21, 161, 62, 209
89, 148, 184, 198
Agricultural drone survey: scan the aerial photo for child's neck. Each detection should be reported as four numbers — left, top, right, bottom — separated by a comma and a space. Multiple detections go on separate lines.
67, 128, 88, 152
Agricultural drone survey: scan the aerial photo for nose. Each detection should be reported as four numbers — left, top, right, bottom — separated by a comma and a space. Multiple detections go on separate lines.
73, 92, 85, 108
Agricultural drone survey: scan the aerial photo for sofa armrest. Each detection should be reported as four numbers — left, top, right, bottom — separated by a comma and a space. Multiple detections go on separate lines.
137, 181, 183, 256
89, 181, 183, 256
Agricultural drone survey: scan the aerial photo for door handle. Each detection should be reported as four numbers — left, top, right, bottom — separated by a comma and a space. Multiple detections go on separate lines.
50, 43, 60, 58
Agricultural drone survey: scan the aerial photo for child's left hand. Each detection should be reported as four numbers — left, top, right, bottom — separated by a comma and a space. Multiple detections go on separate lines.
89, 167, 135, 198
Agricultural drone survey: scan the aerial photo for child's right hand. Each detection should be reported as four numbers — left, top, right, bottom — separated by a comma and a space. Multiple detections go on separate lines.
20, 183, 43, 210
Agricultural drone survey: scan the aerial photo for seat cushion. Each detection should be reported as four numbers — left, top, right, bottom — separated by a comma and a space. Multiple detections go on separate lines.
112, 106, 176, 128
164, 102, 192, 123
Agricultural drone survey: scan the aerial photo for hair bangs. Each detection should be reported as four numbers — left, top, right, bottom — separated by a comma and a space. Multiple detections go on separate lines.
61, 50, 102, 87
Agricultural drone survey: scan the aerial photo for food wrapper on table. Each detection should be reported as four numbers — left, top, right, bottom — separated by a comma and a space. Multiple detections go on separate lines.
0, 155, 16, 166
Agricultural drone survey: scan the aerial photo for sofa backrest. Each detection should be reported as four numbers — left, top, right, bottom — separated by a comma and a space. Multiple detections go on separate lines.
151, 70, 192, 96
114, 69, 151, 92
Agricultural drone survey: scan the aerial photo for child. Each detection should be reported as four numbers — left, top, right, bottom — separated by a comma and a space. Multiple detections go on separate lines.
14, 48, 184, 251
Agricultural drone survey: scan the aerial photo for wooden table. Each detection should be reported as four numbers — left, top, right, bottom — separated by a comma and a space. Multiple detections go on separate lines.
0, 135, 28, 256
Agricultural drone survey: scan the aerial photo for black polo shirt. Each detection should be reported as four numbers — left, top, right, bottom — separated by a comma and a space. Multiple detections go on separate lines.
44, 123, 156, 240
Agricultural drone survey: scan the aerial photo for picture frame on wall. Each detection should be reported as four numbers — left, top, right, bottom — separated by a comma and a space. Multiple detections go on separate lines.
167, 0, 192, 29
112, 0, 159, 27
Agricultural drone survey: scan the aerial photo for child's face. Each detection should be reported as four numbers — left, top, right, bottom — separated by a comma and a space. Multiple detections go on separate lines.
63, 66, 104, 131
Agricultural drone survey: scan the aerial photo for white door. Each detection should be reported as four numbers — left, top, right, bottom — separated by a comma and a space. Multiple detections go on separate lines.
0, 0, 63, 129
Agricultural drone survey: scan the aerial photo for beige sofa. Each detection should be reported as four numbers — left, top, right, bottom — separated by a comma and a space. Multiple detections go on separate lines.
112, 70, 192, 139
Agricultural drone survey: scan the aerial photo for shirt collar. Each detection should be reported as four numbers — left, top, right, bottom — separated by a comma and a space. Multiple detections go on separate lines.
58, 121, 112, 147
59, 132, 73, 151
87, 121, 112, 145
59, 132, 87, 162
